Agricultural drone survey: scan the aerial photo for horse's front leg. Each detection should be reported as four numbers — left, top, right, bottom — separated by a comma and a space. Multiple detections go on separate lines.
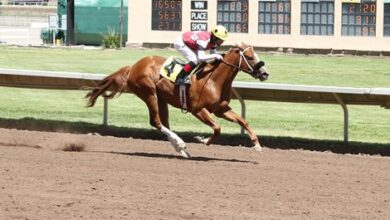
215, 108, 262, 152
192, 108, 221, 145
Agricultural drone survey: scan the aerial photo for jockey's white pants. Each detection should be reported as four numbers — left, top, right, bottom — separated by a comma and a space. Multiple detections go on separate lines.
174, 37, 199, 64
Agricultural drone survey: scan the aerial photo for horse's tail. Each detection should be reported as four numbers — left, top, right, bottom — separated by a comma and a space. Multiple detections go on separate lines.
85, 65, 131, 107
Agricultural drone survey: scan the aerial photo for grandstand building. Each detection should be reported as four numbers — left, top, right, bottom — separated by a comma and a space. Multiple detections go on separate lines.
127, 0, 390, 53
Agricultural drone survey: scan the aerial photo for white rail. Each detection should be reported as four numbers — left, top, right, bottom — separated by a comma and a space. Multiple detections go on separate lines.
1, 68, 389, 143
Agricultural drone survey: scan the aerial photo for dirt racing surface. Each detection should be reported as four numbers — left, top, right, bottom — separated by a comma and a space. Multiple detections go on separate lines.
0, 127, 389, 219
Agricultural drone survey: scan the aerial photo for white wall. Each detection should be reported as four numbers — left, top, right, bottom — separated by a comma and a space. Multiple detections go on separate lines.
127, 0, 390, 52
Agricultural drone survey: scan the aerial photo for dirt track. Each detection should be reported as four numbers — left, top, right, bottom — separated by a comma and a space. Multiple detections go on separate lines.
0, 127, 389, 219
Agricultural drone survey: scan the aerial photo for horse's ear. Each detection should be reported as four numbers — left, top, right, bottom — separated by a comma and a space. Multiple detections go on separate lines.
232, 43, 240, 50
235, 42, 244, 50
232, 43, 240, 52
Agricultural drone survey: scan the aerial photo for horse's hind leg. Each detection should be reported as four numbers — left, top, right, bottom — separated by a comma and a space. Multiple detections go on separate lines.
141, 93, 190, 158
192, 108, 221, 145
215, 109, 262, 152
158, 98, 170, 129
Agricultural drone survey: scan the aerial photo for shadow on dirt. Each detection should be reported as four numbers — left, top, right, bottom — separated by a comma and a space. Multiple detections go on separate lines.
102, 151, 258, 164
1, 117, 389, 156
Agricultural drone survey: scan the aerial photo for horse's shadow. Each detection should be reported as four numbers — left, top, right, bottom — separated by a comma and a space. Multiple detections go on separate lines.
1, 117, 389, 157
100, 151, 258, 164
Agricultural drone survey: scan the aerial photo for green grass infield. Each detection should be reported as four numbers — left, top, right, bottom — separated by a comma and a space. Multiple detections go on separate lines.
0, 46, 389, 146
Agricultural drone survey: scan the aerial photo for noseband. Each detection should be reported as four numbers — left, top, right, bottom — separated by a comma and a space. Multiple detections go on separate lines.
221, 47, 261, 75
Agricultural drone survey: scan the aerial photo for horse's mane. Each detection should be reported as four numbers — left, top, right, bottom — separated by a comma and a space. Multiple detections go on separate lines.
195, 44, 248, 80
195, 61, 221, 79
234, 42, 250, 49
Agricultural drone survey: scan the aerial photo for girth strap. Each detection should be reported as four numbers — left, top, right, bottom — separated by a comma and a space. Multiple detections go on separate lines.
179, 84, 188, 113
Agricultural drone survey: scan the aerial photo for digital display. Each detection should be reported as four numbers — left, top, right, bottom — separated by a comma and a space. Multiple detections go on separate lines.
301, 0, 334, 36
217, 0, 249, 33
258, 0, 291, 34
385, 3, 390, 36
341, 1, 376, 36
152, 0, 182, 31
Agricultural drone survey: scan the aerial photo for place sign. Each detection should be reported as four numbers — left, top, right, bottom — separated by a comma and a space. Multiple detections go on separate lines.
191, 11, 207, 20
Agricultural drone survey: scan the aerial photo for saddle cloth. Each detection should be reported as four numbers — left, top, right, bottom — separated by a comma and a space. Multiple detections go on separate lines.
160, 56, 186, 83
160, 56, 204, 84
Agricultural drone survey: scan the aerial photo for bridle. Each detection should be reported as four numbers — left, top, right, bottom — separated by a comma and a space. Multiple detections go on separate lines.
221, 46, 261, 75
194, 46, 266, 112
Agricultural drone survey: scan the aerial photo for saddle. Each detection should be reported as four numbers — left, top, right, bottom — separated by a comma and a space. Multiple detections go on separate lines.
160, 56, 206, 84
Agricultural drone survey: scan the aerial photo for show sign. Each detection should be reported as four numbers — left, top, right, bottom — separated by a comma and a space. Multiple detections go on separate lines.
191, 22, 207, 31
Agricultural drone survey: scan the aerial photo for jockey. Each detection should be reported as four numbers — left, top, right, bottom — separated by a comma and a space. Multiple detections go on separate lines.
174, 25, 228, 84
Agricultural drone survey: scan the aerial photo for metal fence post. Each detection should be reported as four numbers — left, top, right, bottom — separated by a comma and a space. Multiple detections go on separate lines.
103, 97, 108, 126
231, 88, 246, 135
333, 93, 348, 144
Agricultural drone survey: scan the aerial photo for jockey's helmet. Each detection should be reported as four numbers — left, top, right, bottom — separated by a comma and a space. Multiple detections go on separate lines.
211, 25, 228, 41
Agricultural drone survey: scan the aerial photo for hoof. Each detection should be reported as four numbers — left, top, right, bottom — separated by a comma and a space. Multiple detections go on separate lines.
176, 141, 186, 150
168, 137, 186, 150
253, 144, 262, 152
180, 150, 191, 158
170, 140, 187, 156
194, 136, 208, 144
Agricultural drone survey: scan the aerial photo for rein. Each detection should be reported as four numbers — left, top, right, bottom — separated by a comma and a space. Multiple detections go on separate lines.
192, 46, 258, 113
220, 46, 258, 74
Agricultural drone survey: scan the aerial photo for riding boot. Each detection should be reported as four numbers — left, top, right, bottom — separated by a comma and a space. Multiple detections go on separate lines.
175, 61, 196, 85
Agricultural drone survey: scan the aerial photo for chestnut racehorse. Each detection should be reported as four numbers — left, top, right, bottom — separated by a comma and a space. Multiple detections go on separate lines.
85, 43, 269, 158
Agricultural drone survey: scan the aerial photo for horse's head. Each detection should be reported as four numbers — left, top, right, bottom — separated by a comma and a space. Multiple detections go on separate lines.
229, 43, 269, 81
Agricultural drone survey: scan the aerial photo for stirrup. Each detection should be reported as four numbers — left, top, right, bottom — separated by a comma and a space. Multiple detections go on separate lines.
175, 76, 190, 85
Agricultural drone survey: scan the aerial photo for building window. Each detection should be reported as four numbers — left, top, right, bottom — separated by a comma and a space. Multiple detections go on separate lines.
301, 0, 334, 36
341, 0, 376, 36
385, 2, 390, 36
217, 0, 249, 33
151, 0, 182, 31
258, 0, 291, 35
